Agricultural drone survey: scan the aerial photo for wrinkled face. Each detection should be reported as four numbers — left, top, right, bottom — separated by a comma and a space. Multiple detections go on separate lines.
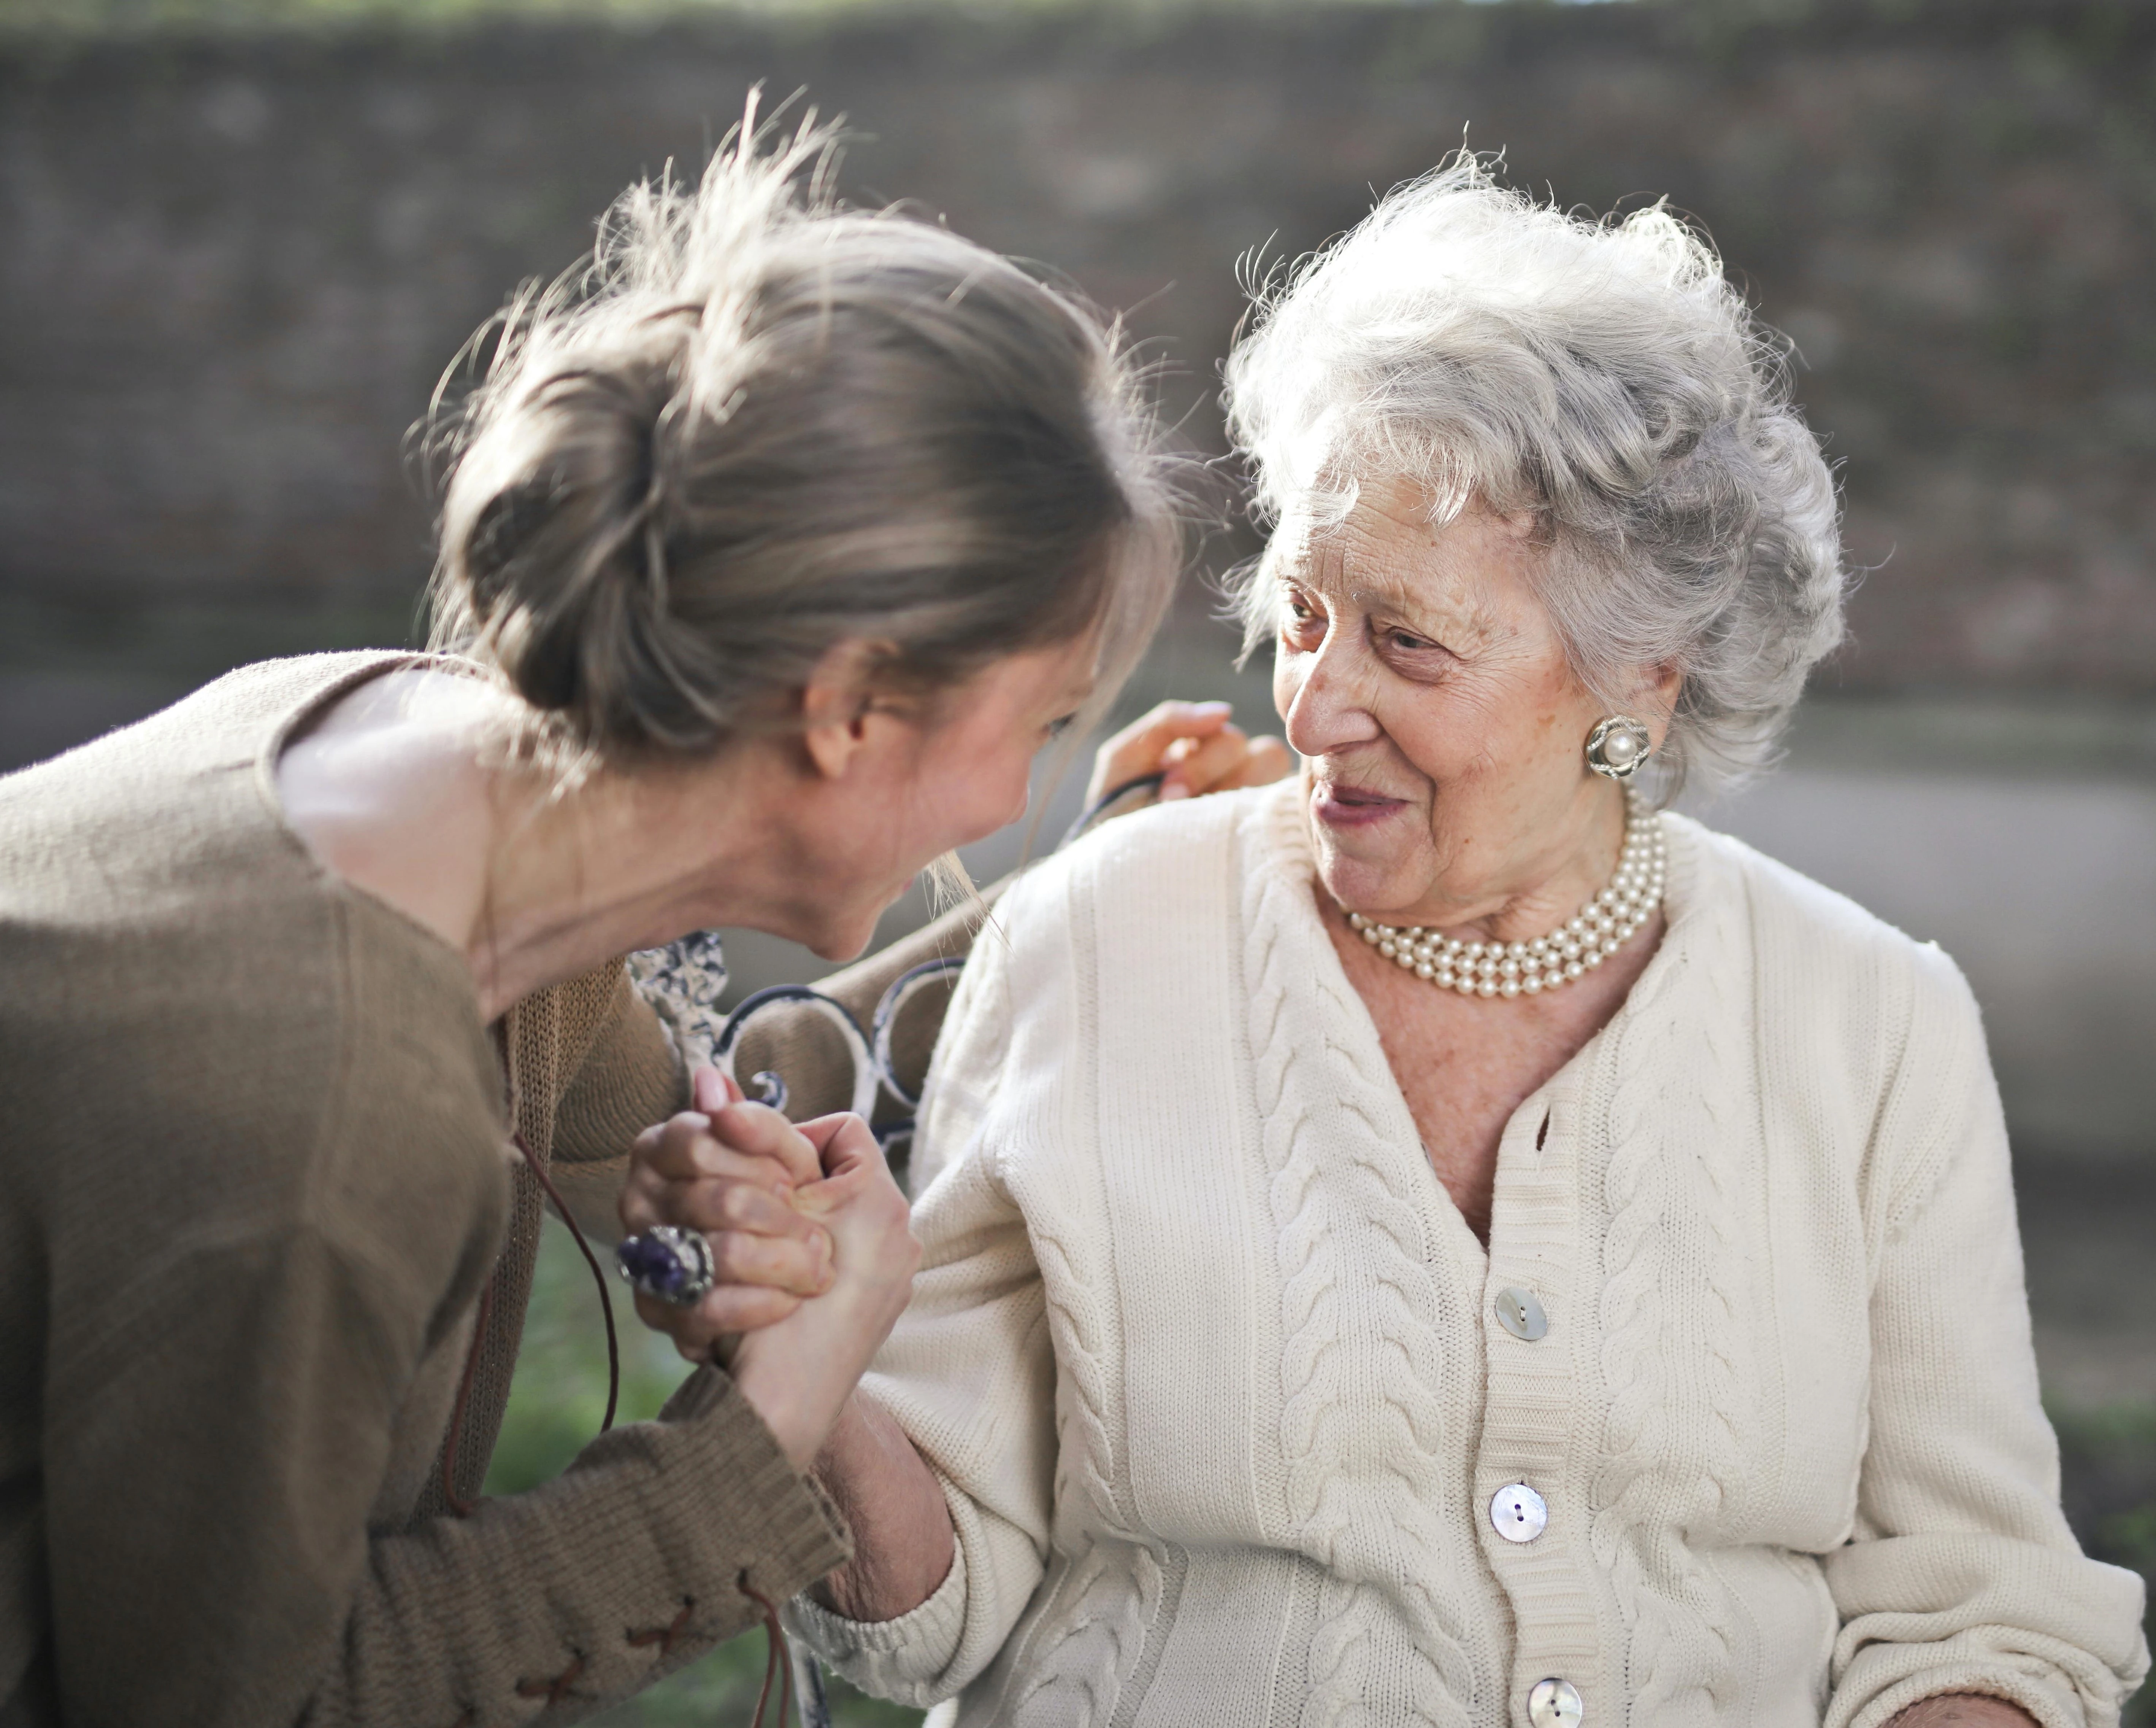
1269, 476, 1631, 929
784, 634, 1098, 960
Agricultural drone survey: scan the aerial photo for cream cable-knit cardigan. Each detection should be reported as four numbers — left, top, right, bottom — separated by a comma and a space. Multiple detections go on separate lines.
795, 781, 2148, 1728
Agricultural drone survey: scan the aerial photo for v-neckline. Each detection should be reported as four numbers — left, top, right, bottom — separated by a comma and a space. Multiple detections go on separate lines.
1256, 782, 1707, 1292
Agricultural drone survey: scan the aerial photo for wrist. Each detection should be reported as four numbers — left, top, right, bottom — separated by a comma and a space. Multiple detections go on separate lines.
814, 1390, 878, 1477
733, 1340, 844, 1472
807, 1393, 955, 1623
1885, 1695, 2042, 1728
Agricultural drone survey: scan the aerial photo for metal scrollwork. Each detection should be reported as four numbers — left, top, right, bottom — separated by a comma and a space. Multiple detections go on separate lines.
793, 1639, 833, 1728
871, 958, 966, 1112
1060, 770, 1164, 849
711, 985, 880, 1121
700, 957, 966, 1132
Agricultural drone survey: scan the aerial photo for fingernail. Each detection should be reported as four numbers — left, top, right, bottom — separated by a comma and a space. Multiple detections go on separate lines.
1160, 781, 1191, 801
1193, 700, 1231, 713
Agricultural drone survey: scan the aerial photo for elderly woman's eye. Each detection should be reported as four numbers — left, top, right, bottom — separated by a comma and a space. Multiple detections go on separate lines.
1381, 625, 1442, 655
1280, 590, 1325, 637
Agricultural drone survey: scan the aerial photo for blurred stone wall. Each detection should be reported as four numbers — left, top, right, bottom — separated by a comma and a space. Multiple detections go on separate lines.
4, 0, 2155, 698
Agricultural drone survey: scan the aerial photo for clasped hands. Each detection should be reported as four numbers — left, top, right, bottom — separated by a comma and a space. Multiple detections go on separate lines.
619, 1066, 920, 1471
617, 700, 1288, 1470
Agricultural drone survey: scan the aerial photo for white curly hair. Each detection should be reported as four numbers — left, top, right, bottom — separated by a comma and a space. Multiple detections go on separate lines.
1223, 156, 1848, 793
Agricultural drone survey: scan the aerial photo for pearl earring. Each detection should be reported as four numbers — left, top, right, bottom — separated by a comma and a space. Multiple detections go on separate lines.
1585, 715, 1653, 780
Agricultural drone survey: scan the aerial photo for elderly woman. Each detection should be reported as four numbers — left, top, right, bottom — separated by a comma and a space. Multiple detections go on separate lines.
636, 165, 2149, 1727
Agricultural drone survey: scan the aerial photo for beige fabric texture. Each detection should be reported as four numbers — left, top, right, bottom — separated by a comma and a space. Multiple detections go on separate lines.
796, 779, 2149, 1728
0, 652, 849, 1728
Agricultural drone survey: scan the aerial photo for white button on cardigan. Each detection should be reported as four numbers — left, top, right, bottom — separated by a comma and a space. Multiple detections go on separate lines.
1492, 1483, 1550, 1544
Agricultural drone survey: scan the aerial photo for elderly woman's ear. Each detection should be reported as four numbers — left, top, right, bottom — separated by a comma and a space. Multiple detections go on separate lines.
1634, 661, 1684, 760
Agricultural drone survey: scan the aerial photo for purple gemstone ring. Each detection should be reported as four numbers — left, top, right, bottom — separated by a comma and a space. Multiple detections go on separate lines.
615, 1225, 717, 1308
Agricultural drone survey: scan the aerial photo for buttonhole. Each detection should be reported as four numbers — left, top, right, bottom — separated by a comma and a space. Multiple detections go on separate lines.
1536, 1111, 1550, 1151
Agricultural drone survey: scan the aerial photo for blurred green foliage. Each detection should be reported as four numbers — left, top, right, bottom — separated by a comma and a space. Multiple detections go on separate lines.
486, 1215, 922, 1728
2054, 1402, 2156, 1728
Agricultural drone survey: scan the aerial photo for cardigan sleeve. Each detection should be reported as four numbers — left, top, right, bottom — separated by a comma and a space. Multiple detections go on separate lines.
788, 906, 1063, 1708
327, 1367, 852, 1725
37, 1097, 850, 1728
548, 961, 690, 1245
1822, 947, 2150, 1728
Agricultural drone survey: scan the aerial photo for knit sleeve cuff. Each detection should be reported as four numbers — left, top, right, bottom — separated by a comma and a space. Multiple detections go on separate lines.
786, 1537, 968, 1706
654, 1366, 853, 1600
1829, 1642, 2115, 1728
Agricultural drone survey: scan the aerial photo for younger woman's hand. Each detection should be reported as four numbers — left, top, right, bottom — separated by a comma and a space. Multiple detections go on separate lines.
618, 1066, 836, 1350
1085, 699, 1291, 809
619, 1070, 924, 1467
728, 1112, 922, 1468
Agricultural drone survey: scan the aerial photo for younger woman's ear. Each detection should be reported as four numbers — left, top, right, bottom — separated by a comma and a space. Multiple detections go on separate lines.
800, 638, 900, 780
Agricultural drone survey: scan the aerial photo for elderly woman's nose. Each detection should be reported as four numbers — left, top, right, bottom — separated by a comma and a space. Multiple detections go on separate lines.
1281, 644, 1382, 758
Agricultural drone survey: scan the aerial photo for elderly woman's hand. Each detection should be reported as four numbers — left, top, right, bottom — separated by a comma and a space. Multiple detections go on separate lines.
1085, 699, 1291, 809
725, 1113, 922, 1469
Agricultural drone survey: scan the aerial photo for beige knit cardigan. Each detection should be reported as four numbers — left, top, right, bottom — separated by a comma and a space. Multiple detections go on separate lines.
796, 778, 2148, 1728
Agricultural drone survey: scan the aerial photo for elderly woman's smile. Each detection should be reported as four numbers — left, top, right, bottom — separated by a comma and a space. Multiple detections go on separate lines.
1274, 475, 1669, 946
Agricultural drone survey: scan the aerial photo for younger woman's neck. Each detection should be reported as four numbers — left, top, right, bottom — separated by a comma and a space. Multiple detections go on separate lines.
277, 668, 782, 1023
461, 759, 736, 1023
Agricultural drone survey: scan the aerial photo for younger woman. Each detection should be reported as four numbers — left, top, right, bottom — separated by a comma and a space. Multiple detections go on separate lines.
0, 119, 1177, 1728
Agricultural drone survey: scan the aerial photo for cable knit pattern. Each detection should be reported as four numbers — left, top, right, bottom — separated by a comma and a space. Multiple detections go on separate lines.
1589, 831, 1751, 1725
796, 782, 2147, 1728
1008, 1210, 1164, 1728
990, 852, 1173, 1728
1006, 1539, 1163, 1728
1030, 1222, 1129, 1540
1241, 789, 1480, 1728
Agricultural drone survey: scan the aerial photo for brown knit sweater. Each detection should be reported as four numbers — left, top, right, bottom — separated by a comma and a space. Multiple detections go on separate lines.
0, 653, 850, 1728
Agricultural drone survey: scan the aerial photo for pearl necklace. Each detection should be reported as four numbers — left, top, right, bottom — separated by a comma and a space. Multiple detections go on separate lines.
1346, 791, 1667, 1000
